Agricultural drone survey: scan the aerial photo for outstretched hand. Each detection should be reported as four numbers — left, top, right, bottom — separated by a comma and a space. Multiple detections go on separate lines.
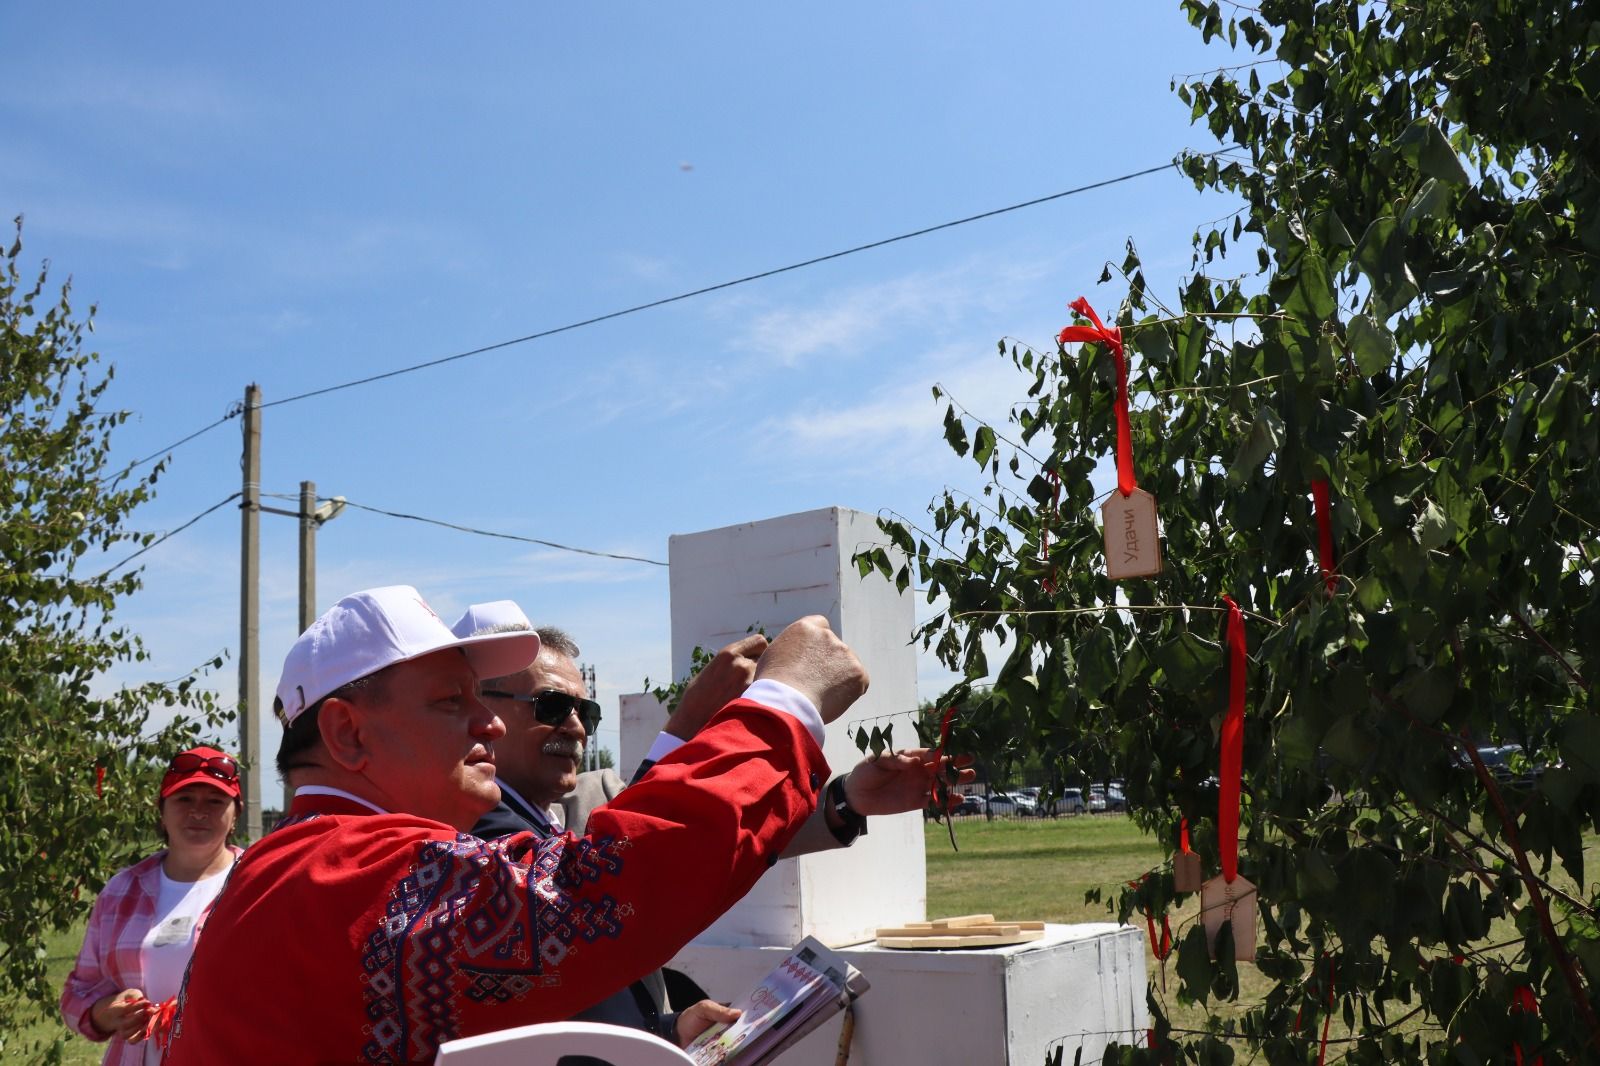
663, 633, 769, 741
754, 616, 869, 723
841, 747, 975, 816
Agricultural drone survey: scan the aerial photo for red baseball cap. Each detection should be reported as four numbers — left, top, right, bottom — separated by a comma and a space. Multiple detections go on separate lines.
160, 746, 242, 799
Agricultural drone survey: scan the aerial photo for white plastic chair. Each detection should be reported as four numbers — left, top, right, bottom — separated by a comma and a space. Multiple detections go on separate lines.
434, 1020, 696, 1066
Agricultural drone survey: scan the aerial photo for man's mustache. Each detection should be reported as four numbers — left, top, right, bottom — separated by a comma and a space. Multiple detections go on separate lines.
542, 737, 585, 760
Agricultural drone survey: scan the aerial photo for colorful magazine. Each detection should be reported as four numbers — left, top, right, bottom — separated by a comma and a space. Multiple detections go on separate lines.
684, 936, 869, 1066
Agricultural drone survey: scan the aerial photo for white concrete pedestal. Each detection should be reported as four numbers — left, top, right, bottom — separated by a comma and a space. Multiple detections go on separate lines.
623, 507, 1149, 1064
670, 924, 1148, 1066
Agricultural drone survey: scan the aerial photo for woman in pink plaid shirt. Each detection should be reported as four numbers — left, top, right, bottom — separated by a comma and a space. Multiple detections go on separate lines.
60, 747, 244, 1065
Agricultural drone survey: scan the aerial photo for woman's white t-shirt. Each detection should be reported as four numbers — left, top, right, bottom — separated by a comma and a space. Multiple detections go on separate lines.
139, 864, 230, 1063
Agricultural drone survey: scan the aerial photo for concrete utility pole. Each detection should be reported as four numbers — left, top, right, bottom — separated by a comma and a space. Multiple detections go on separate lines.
298, 480, 318, 634
238, 384, 263, 842
581, 663, 598, 770
271, 479, 344, 811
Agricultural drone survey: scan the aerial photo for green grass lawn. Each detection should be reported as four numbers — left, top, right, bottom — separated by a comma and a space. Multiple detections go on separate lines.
925, 812, 1276, 1035
7, 924, 100, 1065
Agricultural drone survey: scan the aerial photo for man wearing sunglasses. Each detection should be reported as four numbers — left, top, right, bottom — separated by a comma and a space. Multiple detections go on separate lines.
452, 601, 975, 1052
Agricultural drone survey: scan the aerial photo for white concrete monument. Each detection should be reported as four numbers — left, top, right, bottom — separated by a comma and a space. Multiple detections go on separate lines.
619, 506, 1148, 1065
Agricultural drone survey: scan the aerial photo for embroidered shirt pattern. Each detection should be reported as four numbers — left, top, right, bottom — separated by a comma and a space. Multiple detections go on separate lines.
357, 830, 631, 1063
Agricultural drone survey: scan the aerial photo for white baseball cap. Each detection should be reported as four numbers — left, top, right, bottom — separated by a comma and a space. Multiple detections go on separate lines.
275, 585, 540, 725
450, 600, 533, 639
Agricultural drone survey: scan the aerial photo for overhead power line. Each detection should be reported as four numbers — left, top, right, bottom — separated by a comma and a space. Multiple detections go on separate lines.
258, 161, 1178, 410
99, 491, 243, 577
337, 499, 668, 565
109, 159, 1182, 474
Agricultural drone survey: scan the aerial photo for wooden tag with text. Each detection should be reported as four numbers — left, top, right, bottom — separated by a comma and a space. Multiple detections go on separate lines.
1100, 487, 1163, 579
1200, 874, 1257, 962
1173, 851, 1204, 893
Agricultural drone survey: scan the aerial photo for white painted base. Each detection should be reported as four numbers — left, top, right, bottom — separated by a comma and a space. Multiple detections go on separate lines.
669, 923, 1149, 1066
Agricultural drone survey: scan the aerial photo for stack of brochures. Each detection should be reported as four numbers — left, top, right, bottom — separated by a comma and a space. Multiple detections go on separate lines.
683, 936, 870, 1066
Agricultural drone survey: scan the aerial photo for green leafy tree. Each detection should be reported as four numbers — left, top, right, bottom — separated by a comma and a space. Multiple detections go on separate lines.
0, 220, 227, 1059
872, 3, 1598, 1062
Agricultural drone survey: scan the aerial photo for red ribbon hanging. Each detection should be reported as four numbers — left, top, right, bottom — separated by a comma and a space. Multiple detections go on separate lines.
1179, 818, 1192, 854
95, 765, 105, 798
1144, 911, 1173, 960
1311, 479, 1337, 596
1317, 959, 1337, 1066
1511, 985, 1544, 1066
1219, 595, 1247, 883
1058, 297, 1135, 497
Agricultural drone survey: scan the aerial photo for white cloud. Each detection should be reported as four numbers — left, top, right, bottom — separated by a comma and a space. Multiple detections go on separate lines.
712, 251, 1058, 367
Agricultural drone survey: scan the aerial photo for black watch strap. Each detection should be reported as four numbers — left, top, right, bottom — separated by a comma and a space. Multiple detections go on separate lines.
825, 776, 868, 846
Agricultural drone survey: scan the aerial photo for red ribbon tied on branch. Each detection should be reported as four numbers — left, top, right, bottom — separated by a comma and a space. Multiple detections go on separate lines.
1058, 297, 1136, 498
1218, 595, 1247, 883
95, 765, 105, 799
1512, 985, 1544, 1066
1311, 479, 1337, 596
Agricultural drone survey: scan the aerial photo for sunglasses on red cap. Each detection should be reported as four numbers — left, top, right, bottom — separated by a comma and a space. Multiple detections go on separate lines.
169, 751, 239, 784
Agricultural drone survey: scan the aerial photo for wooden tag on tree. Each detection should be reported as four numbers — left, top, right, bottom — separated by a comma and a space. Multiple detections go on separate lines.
1200, 874, 1257, 962
1173, 850, 1203, 893
1101, 487, 1163, 579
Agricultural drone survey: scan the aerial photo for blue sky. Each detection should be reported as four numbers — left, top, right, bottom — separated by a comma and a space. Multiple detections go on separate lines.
3, 4, 1239, 766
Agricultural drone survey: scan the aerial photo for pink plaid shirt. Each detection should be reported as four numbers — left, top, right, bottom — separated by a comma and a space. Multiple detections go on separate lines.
60, 847, 241, 1066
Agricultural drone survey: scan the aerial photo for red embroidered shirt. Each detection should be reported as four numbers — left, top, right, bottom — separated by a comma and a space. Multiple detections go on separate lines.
165, 699, 826, 1065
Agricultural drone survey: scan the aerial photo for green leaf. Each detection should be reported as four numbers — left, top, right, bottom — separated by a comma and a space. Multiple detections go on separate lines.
942, 405, 969, 457
972, 425, 996, 468
1345, 314, 1397, 375
1175, 923, 1213, 1001
1401, 178, 1453, 230
1395, 666, 1455, 723
1228, 406, 1284, 484
1397, 117, 1471, 185
1283, 252, 1337, 323
1414, 499, 1454, 550
1153, 632, 1220, 689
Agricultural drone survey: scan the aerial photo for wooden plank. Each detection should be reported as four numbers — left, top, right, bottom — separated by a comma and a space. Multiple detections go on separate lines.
875, 923, 1020, 937
876, 929, 1044, 950
930, 914, 994, 929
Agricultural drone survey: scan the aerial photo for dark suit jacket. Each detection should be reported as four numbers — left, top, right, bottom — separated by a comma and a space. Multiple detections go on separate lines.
471, 784, 677, 1044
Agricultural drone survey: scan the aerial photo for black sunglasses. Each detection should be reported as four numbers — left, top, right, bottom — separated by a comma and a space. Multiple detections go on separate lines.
480, 688, 602, 733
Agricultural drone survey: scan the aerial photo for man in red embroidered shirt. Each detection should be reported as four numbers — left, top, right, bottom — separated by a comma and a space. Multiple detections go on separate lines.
165, 585, 866, 1065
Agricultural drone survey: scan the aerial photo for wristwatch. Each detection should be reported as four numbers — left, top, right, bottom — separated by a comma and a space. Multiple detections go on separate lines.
825, 776, 868, 846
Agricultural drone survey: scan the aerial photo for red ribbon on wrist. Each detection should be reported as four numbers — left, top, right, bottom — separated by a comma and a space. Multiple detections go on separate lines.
1219, 595, 1247, 883
1058, 297, 1135, 497
1311, 479, 1337, 596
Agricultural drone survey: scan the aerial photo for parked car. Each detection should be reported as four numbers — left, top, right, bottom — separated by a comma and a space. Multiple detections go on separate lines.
985, 791, 1038, 816
1454, 744, 1542, 787
954, 794, 984, 815
1038, 788, 1086, 816
1089, 785, 1127, 812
